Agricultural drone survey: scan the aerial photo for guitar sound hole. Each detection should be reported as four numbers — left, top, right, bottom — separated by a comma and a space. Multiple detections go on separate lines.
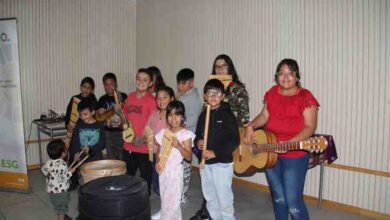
251, 143, 257, 153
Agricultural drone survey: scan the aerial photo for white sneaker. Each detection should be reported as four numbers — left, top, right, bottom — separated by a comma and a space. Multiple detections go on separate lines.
151, 210, 161, 220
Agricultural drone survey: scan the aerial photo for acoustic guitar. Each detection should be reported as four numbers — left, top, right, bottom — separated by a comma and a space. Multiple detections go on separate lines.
95, 109, 116, 122
113, 89, 135, 143
233, 128, 328, 175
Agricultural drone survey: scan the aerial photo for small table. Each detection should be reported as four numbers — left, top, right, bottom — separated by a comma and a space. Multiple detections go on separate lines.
308, 134, 338, 208
32, 119, 67, 166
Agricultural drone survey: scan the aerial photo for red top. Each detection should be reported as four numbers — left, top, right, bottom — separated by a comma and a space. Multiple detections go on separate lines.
264, 85, 319, 158
123, 91, 157, 153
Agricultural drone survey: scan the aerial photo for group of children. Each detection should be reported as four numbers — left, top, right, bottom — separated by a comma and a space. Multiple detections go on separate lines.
43, 63, 242, 220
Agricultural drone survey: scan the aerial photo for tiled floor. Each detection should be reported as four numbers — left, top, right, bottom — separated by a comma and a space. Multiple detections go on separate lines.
0, 170, 372, 220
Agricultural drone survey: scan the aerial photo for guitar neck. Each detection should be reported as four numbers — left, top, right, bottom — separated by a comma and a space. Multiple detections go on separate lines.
113, 89, 130, 127
252, 141, 302, 153
117, 109, 130, 127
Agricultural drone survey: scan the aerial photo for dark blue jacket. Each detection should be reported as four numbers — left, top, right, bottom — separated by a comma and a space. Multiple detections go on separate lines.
194, 102, 240, 164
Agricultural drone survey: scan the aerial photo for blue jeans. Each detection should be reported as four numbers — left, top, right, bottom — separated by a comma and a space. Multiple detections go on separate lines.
265, 155, 310, 220
200, 162, 235, 220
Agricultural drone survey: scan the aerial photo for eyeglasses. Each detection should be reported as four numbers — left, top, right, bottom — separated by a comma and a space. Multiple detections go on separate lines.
277, 72, 295, 79
206, 90, 223, 97
214, 64, 228, 70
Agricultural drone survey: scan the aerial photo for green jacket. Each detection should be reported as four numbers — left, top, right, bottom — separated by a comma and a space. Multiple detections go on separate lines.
224, 82, 250, 127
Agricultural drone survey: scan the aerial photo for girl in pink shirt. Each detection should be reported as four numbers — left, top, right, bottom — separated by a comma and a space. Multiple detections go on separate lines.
145, 86, 175, 199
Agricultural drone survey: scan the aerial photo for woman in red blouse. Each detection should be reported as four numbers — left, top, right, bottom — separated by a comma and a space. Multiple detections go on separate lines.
244, 59, 319, 220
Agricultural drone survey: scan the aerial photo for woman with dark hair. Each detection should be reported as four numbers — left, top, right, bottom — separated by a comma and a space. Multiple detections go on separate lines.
190, 54, 250, 220
147, 66, 167, 95
64, 77, 97, 130
211, 54, 250, 127
244, 59, 319, 220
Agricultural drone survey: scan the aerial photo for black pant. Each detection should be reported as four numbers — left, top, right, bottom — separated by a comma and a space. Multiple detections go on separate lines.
122, 150, 152, 195
67, 150, 79, 186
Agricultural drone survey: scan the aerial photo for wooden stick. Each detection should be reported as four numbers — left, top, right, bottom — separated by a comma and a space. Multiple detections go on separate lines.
69, 155, 89, 170
201, 104, 211, 169
68, 159, 78, 170
68, 148, 87, 169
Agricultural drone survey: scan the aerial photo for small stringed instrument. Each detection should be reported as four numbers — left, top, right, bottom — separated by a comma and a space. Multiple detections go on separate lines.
233, 129, 328, 175
64, 97, 81, 150
95, 109, 116, 122
113, 89, 135, 143
157, 130, 176, 174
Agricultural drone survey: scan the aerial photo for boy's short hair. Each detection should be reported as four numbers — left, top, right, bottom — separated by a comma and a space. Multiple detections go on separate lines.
176, 68, 194, 82
47, 139, 66, 160
203, 79, 225, 94
102, 72, 117, 83
77, 99, 95, 112
80, 77, 95, 90
137, 68, 153, 81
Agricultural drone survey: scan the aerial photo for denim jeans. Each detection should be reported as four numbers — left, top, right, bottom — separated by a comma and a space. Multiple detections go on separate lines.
200, 162, 235, 220
265, 155, 310, 220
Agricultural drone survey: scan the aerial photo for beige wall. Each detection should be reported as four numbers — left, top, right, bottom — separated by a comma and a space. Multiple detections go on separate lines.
0, 0, 137, 164
136, 0, 390, 214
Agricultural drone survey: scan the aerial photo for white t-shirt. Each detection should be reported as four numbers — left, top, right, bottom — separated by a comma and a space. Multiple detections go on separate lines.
155, 128, 195, 166
41, 159, 72, 194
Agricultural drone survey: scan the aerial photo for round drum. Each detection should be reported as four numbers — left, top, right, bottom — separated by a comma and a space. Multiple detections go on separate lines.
80, 160, 126, 185
78, 175, 150, 220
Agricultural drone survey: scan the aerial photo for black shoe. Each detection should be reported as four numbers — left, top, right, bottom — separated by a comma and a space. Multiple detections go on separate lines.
189, 209, 210, 220
199, 208, 210, 219
64, 214, 72, 220
68, 182, 78, 192
189, 213, 202, 220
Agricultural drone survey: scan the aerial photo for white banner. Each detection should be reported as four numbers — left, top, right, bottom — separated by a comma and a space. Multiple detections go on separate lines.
0, 18, 28, 191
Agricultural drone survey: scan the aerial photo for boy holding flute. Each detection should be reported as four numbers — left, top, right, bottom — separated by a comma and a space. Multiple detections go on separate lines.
194, 79, 240, 220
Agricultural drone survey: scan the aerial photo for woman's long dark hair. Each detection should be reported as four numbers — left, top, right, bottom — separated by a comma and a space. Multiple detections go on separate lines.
211, 54, 245, 87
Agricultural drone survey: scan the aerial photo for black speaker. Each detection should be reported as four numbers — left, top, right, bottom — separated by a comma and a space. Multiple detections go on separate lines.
78, 175, 150, 220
